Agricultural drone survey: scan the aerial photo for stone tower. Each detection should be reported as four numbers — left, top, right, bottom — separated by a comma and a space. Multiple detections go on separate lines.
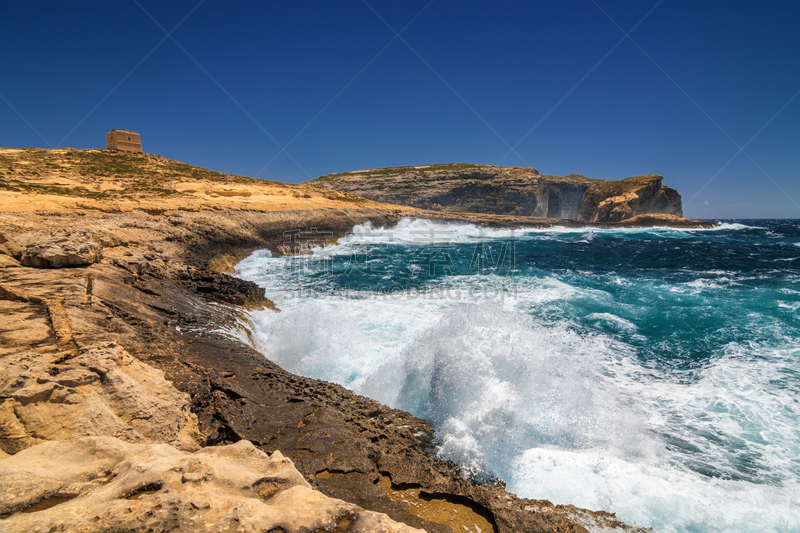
106, 129, 143, 152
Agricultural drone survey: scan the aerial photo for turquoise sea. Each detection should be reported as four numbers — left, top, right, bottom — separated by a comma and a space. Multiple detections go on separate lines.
236, 218, 800, 532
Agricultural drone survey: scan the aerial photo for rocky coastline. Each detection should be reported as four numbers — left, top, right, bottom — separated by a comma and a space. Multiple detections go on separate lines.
0, 148, 708, 532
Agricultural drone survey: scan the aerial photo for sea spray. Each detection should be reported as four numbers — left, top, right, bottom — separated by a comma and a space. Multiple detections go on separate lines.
358, 303, 654, 481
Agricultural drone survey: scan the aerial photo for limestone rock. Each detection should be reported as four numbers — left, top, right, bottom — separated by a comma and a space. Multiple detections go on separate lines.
579, 174, 682, 223
0, 343, 201, 454
0, 231, 21, 259
306, 164, 601, 218
0, 437, 424, 533
18, 233, 103, 268
0, 254, 20, 268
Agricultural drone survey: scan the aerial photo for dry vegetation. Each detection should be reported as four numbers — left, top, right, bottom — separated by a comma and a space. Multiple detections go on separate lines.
313, 162, 597, 185
586, 174, 663, 196
0, 148, 406, 213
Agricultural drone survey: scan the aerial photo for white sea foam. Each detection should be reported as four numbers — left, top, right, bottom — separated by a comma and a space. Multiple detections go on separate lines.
246, 293, 448, 389
694, 222, 759, 231
520, 340, 800, 533
683, 278, 739, 291
337, 218, 529, 245
511, 447, 800, 533
319, 218, 750, 249
585, 312, 638, 333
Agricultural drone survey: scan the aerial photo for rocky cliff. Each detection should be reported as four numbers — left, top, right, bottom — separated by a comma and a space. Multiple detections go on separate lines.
307, 165, 686, 223
0, 148, 652, 533
306, 164, 601, 218
579, 174, 682, 223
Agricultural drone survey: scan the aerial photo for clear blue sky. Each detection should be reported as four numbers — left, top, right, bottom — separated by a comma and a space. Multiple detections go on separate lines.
1, 1, 798, 219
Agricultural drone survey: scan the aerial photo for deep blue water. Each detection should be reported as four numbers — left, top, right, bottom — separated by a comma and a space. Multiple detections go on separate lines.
236, 219, 800, 533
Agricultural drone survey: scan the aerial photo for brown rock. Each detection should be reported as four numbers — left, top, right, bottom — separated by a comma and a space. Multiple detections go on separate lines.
10, 382, 56, 405
0, 231, 21, 259
0, 400, 42, 453
579, 174, 683, 223
0, 343, 202, 454
620, 213, 714, 228
18, 233, 103, 268
0, 254, 20, 268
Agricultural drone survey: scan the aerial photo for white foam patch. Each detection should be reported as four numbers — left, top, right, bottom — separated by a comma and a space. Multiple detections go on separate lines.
246, 294, 448, 389
695, 222, 759, 231
585, 312, 638, 333
336, 218, 530, 245
511, 447, 800, 533
562, 340, 800, 532
684, 278, 737, 291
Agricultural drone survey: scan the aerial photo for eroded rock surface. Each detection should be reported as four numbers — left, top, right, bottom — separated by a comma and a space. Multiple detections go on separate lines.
0, 231, 21, 259
579, 174, 682, 223
306, 164, 601, 218
0, 437, 423, 533
0, 342, 201, 454
16, 232, 103, 268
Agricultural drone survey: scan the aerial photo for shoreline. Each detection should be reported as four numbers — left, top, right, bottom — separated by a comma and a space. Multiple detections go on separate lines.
0, 206, 661, 532
0, 148, 709, 531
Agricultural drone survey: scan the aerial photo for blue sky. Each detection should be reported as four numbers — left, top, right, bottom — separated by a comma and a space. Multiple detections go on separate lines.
1, 1, 798, 219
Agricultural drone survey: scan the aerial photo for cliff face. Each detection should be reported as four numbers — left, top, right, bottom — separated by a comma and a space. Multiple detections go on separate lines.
308, 165, 688, 223
306, 164, 601, 218
579, 174, 683, 223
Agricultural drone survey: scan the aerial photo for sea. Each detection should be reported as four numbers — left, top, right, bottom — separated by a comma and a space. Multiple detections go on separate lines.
234, 218, 800, 533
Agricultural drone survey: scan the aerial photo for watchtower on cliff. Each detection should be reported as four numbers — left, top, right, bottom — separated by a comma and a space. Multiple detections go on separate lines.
106, 129, 143, 153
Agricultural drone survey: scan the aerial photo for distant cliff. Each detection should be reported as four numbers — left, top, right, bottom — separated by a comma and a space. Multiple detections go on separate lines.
306, 164, 684, 222
306, 164, 601, 218
579, 174, 682, 223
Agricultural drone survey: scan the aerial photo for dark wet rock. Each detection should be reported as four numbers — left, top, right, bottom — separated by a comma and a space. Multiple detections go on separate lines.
177, 265, 269, 307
